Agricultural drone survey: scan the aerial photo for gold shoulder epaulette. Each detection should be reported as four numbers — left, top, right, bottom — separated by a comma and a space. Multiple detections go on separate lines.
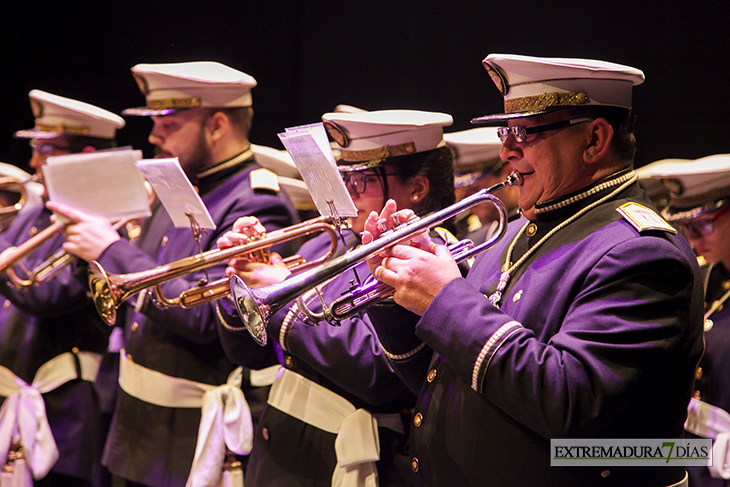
250, 168, 280, 192
616, 202, 676, 234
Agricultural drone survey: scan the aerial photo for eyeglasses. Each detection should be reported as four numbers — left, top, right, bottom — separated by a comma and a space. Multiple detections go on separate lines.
497, 117, 592, 144
30, 141, 71, 159
342, 172, 376, 194
676, 205, 730, 238
341, 171, 407, 194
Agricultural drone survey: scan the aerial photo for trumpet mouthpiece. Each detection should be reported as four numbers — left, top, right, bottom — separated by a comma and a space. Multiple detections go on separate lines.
508, 171, 524, 187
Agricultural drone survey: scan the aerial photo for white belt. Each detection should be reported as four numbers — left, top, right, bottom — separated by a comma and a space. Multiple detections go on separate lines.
686, 397, 730, 479
249, 365, 281, 387
268, 368, 405, 487
118, 349, 253, 487
0, 350, 102, 480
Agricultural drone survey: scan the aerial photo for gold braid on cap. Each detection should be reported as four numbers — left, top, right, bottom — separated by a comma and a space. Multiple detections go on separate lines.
667, 187, 730, 214
147, 97, 202, 110
35, 122, 90, 136
339, 142, 416, 164
505, 91, 589, 114
661, 199, 729, 222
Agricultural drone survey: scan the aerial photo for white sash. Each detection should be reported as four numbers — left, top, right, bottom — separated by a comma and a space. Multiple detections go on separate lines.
685, 397, 730, 479
118, 350, 253, 487
268, 368, 388, 487
0, 351, 102, 481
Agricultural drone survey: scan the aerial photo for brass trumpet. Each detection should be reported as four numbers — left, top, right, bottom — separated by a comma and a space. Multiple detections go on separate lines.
0, 177, 70, 289
0, 218, 134, 289
230, 171, 523, 346
0, 177, 27, 220
0, 223, 67, 288
0, 178, 156, 289
88, 216, 340, 326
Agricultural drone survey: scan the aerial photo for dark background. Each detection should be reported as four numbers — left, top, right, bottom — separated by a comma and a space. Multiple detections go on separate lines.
1, 1, 729, 173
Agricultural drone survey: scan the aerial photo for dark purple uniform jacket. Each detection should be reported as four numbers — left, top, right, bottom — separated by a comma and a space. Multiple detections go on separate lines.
372, 176, 704, 487
218, 230, 416, 487
687, 262, 730, 487
0, 202, 111, 482
97, 154, 298, 487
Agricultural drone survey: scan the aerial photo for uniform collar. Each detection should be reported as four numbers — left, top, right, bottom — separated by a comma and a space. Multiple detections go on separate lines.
533, 167, 635, 222
195, 147, 255, 194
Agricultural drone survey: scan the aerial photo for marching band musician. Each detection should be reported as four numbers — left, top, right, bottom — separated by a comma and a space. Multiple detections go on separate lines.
215, 110, 457, 487
0, 90, 125, 487
361, 54, 704, 486
46, 62, 299, 487
445, 127, 520, 244
652, 155, 730, 486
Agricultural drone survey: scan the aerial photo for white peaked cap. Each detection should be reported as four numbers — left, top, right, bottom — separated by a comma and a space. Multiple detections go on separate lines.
123, 61, 257, 116
651, 154, 730, 220
250, 144, 300, 179
14, 90, 124, 140
444, 127, 503, 171
472, 54, 645, 125
322, 109, 453, 170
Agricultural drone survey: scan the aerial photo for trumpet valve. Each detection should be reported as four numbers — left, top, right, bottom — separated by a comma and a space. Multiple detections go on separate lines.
376, 218, 389, 234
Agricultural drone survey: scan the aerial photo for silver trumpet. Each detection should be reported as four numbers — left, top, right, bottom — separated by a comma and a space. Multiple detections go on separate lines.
230, 171, 522, 346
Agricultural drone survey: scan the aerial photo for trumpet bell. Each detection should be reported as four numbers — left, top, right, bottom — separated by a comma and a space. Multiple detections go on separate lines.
230, 275, 269, 346
88, 260, 119, 325
0, 176, 28, 232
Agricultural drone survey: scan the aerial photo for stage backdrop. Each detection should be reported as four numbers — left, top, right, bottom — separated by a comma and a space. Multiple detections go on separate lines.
2, 1, 729, 172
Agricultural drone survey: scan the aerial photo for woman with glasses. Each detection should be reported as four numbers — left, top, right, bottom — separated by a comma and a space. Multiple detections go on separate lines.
654, 154, 730, 487
216, 109, 455, 487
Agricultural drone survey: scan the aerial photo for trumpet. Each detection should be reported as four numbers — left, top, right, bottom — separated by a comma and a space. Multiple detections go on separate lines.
230, 171, 523, 346
0, 177, 69, 289
88, 216, 341, 326
0, 217, 135, 289
0, 223, 67, 288
0, 177, 27, 220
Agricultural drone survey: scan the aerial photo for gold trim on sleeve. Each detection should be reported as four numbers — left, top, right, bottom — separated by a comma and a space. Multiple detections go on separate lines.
472, 321, 522, 391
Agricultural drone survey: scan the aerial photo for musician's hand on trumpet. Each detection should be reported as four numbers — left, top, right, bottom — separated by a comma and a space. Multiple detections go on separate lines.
46, 200, 121, 262
218, 216, 292, 288
362, 199, 462, 316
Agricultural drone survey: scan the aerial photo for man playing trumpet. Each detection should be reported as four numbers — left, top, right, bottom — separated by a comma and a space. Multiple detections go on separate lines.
47, 62, 299, 487
0, 90, 125, 487
361, 55, 704, 487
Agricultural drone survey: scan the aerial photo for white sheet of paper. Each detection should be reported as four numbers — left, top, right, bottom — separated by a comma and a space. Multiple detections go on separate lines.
44, 148, 152, 223
278, 122, 357, 218
135, 158, 216, 230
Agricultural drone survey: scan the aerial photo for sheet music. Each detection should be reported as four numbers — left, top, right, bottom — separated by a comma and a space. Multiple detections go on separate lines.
278, 122, 357, 219
44, 148, 151, 223
135, 158, 216, 230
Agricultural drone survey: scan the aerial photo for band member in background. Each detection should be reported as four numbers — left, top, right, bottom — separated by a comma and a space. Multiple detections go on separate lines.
445, 127, 520, 243
216, 109, 456, 487
47, 61, 299, 487
362, 54, 704, 486
0, 90, 125, 487
652, 155, 730, 487
636, 158, 689, 210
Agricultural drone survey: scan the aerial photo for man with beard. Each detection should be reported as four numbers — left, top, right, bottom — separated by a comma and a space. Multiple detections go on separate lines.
47, 61, 299, 487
